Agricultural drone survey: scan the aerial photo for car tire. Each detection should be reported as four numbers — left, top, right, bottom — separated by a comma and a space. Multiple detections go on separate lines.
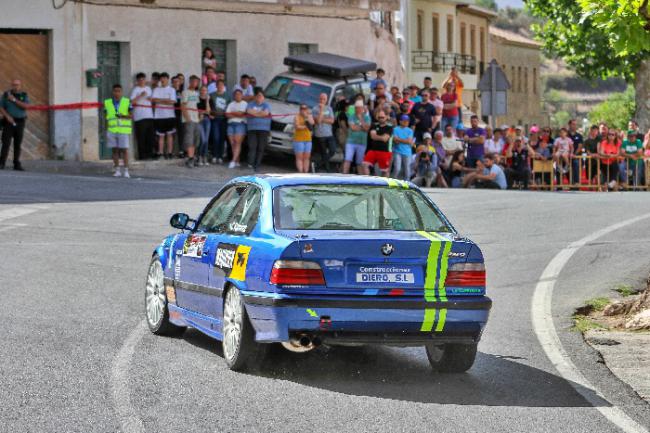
222, 286, 267, 371
145, 255, 186, 336
425, 343, 477, 373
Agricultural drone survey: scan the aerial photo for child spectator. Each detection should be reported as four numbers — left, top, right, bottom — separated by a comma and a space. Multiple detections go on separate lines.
391, 114, 415, 180
553, 127, 574, 173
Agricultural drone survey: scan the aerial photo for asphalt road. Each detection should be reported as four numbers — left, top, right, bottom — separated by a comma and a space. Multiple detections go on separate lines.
1, 170, 649, 433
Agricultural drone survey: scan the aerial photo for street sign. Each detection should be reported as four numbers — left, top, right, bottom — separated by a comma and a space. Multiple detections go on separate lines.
478, 60, 510, 127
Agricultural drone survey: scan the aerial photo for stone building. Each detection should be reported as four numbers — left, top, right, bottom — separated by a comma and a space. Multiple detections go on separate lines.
1, 0, 400, 162
489, 26, 546, 129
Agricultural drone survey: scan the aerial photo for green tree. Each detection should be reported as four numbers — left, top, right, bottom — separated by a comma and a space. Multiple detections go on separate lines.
476, 0, 498, 11
588, 86, 636, 130
526, 0, 650, 130
551, 110, 571, 128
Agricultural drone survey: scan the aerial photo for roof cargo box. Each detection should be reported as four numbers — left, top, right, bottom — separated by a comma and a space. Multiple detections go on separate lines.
283, 53, 376, 78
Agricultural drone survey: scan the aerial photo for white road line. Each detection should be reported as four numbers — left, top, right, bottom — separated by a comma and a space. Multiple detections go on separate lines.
110, 320, 147, 433
0, 205, 48, 222
532, 213, 650, 433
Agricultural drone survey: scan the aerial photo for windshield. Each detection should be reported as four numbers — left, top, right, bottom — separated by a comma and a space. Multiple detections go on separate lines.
274, 185, 452, 232
265, 76, 331, 107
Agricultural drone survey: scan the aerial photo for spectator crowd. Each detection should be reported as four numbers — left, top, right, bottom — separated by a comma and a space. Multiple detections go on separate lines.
110, 57, 650, 191
4, 46, 643, 191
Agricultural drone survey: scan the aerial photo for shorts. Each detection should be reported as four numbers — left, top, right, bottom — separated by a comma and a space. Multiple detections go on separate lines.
345, 143, 366, 165
155, 118, 176, 136
293, 141, 312, 153
227, 122, 246, 136
183, 122, 201, 150
363, 150, 392, 171
107, 133, 129, 149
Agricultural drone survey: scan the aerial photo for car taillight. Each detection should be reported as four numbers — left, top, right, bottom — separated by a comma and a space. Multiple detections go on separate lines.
445, 262, 486, 286
270, 260, 325, 285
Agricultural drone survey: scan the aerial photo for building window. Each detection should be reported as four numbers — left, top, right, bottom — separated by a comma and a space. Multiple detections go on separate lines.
511, 66, 516, 92
432, 13, 440, 53
479, 27, 485, 63
417, 10, 424, 50
447, 15, 454, 52
470, 25, 476, 57
460, 22, 466, 55
288, 43, 318, 57
533, 67, 538, 94
524, 67, 529, 94
517, 66, 522, 92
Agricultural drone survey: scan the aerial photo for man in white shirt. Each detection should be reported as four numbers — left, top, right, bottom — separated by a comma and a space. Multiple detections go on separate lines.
430, 87, 443, 131
151, 72, 177, 159
130, 72, 155, 159
181, 75, 201, 168
441, 124, 463, 154
233, 74, 254, 102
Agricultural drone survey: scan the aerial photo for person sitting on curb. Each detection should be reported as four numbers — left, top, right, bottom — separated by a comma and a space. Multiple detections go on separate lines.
462, 153, 507, 189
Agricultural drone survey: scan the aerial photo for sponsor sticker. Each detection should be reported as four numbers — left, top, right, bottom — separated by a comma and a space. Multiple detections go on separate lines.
355, 265, 415, 284
183, 235, 207, 258
214, 243, 237, 275
174, 259, 181, 280
213, 243, 251, 281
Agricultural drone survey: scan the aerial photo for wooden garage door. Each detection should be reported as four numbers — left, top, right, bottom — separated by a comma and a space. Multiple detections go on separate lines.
0, 31, 50, 160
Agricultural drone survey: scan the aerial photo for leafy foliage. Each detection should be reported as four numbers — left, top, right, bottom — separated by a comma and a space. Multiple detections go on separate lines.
492, 6, 542, 37
526, 0, 650, 81
475, 0, 498, 11
588, 86, 636, 130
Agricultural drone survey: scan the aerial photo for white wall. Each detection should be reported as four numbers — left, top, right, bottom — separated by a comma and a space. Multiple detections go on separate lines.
3, 0, 403, 161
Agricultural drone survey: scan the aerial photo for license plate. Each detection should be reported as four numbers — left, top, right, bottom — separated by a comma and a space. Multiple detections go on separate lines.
356, 272, 415, 283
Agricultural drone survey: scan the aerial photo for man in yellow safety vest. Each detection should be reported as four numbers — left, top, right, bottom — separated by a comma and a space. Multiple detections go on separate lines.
104, 84, 132, 178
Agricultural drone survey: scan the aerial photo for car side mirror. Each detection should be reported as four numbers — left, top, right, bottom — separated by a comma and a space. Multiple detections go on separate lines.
170, 213, 190, 230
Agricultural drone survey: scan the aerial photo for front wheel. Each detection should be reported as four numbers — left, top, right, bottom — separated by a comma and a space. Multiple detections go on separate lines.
222, 287, 267, 371
425, 343, 477, 373
145, 255, 185, 336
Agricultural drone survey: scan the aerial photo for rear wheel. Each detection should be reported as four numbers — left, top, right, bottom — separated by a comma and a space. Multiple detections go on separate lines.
145, 255, 185, 336
222, 286, 267, 371
425, 343, 477, 373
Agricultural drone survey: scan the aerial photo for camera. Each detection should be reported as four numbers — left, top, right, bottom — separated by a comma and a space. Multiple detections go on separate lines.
419, 151, 429, 160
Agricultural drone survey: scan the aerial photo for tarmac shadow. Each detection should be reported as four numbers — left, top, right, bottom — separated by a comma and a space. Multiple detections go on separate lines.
182, 328, 601, 408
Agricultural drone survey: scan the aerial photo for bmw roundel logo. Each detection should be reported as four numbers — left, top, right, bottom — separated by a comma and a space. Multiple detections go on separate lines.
381, 243, 394, 256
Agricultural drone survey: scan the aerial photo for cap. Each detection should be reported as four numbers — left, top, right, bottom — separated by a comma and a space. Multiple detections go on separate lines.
354, 100, 365, 108
456, 124, 465, 131
530, 126, 540, 134
500, 124, 510, 130
400, 114, 410, 122
423, 132, 432, 140
515, 125, 523, 130
627, 129, 637, 135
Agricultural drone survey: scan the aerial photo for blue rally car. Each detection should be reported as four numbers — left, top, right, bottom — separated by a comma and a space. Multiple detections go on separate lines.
145, 175, 491, 372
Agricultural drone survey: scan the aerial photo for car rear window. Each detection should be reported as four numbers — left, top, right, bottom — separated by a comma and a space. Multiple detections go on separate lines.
274, 184, 452, 232
265, 76, 331, 107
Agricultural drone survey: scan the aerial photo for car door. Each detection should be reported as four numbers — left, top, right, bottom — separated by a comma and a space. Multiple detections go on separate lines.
209, 185, 263, 305
174, 183, 248, 316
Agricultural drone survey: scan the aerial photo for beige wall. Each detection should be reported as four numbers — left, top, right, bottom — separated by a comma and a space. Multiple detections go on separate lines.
405, 1, 489, 105
3, 0, 403, 161
489, 35, 545, 129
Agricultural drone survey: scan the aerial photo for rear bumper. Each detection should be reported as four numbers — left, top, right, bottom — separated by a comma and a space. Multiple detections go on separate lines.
243, 293, 491, 345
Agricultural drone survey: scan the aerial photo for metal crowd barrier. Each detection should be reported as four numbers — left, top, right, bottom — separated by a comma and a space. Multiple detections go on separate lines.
530, 155, 649, 191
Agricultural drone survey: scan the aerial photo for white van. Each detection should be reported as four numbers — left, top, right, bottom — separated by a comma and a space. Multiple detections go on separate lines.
264, 53, 376, 156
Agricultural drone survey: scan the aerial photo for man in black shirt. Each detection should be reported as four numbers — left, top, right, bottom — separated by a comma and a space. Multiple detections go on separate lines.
410, 90, 436, 144
583, 125, 601, 182
361, 110, 393, 176
568, 119, 584, 184
506, 138, 532, 189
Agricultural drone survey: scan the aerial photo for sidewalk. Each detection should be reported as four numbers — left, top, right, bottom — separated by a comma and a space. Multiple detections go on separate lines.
16, 157, 294, 182
584, 329, 650, 402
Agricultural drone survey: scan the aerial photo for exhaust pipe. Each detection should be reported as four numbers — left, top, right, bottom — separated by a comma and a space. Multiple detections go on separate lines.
281, 333, 321, 353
